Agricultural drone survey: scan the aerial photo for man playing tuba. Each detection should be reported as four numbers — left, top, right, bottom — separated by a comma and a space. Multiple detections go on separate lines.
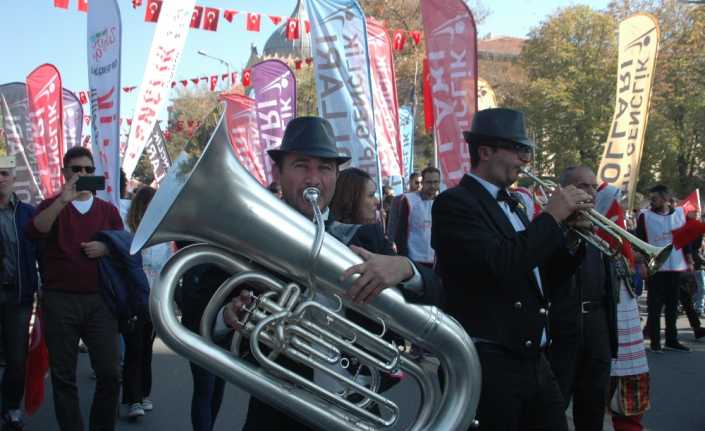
219, 116, 443, 431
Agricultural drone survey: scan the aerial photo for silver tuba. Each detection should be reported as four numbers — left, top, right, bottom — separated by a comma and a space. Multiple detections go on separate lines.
131, 115, 481, 430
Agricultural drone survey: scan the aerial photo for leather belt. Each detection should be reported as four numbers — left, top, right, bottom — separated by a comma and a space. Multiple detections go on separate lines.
581, 299, 605, 314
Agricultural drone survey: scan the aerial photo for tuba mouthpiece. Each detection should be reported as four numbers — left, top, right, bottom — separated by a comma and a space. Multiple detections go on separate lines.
302, 187, 321, 204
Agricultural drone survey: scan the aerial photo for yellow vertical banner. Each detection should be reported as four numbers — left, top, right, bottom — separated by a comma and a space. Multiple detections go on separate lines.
478, 78, 497, 110
597, 14, 659, 208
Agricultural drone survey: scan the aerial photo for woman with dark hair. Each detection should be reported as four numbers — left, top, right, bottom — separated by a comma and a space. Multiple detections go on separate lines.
330, 167, 379, 225
122, 186, 172, 419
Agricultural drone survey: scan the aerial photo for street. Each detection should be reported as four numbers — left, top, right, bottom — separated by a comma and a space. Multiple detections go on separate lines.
19, 312, 705, 431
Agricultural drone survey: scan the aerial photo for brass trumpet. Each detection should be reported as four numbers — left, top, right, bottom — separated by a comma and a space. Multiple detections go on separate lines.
520, 169, 672, 275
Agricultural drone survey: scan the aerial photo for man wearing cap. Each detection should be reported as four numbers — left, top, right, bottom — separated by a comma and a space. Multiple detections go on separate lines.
432, 108, 593, 430
0, 156, 39, 431
221, 116, 442, 431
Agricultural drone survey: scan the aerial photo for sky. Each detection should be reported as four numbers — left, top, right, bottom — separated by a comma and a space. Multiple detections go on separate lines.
0, 0, 611, 121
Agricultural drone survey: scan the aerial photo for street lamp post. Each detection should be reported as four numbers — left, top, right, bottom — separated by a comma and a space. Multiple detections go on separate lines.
197, 50, 233, 90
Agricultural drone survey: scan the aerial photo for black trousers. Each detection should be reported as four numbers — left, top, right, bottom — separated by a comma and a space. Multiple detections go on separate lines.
646, 272, 681, 347
474, 344, 568, 431
548, 308, 612, 431
0, 302, 32, 414
42, 291, 120, 431
121, 318, 155, 404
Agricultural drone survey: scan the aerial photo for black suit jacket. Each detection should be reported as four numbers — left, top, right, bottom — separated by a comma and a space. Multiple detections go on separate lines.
432, 175, 581, 357
548, 243, 619, 358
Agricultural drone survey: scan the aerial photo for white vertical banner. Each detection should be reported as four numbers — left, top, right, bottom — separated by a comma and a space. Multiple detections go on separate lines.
87, 0, 122, 205
122, 0, 196, 179
305, 0, 382, 190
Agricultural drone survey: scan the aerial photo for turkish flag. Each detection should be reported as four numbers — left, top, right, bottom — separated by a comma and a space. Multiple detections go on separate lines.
242, 69, 252, 86
305, 57, 313, 65
180, 80, 188, 87
246, 12, 261, 32
54, 0, 69, 9
294, 60, 303, 70
287, 18, 300, 40
78, 91, 89, 105
210, 75, 218, 91
190, 6, 203, 29
203, 7, 219, 31
191, 78, 200, 85
409, 30, 422, 45
392, 30, 406, 51
673, 218, 705, 250
223, 9, 238, 23
305, 20, 311, 33
231, 72, 238, 84
78, 0, 88, 12
270, 16, 282, 25
170, 81, 176, 88
132, 0, 142, 8
144, 0, 162, 23
679, 189, 701, 215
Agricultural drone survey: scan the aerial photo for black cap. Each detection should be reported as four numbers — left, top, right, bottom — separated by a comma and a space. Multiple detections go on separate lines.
267, 116, 351, 164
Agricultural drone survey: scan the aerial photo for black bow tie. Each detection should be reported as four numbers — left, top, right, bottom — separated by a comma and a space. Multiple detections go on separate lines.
497, 189, 520, 212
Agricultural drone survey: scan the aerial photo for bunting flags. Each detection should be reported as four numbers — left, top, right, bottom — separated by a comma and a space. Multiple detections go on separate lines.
190, 6, 203, 28
87, 0, 122, 205
203, 7, 219, 31
144, 0, 162, 22
241, 69, 252, 87
246, 12, 261, 32
421, 0, 478, 186
251, 59, 296, 183
223, 9, 237, 23
123, 0, 196, 179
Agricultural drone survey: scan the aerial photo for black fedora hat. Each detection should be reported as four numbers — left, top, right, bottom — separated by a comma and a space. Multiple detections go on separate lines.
463, 108, 535, 148
267, 116, 351, 164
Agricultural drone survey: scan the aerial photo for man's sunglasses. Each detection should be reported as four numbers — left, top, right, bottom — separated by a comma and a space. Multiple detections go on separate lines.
492, 141, 534, 156
69, 165, 96, 174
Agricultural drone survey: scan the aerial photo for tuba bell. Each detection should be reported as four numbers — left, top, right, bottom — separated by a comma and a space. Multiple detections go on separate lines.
131, 114, 481, 430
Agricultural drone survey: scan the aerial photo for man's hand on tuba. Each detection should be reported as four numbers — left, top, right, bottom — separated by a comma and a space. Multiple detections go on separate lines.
341, 245, 414, 305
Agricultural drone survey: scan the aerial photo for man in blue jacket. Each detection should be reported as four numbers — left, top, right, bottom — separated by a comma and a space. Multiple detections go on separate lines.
0, 156, 39, 431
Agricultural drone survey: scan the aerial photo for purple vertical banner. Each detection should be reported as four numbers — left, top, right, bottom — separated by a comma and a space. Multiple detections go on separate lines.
251, 59, 296, 184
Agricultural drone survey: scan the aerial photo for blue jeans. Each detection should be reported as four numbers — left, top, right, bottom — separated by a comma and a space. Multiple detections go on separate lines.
694, 270, 705, 313
189, 362, 225, 431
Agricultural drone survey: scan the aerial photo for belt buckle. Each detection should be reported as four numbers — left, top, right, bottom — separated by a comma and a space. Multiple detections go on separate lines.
581, 301, 590, 314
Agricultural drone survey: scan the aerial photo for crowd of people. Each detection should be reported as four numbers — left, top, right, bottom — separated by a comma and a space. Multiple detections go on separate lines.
0, 108, 703, 431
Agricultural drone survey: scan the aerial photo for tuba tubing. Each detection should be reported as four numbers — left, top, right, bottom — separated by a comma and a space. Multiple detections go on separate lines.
132, 115, 481, 430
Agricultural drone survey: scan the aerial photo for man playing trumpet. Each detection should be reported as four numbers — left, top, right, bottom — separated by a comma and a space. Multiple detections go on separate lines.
432, 108, 593, 430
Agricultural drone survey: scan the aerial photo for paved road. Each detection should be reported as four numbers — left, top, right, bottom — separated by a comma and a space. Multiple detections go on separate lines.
18, 312, 705, 431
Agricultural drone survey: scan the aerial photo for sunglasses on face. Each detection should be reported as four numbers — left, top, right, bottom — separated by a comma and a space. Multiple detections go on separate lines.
493, 141, 534, 157
69, 165, 96, 174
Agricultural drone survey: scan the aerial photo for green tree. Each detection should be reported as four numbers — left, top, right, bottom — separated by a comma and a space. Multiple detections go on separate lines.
517, 6, 618, 176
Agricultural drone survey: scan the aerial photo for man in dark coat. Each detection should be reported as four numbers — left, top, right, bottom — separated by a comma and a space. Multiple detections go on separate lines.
432, 108, 593, 431
222, 116, 442, 431
547, 166, 618, 431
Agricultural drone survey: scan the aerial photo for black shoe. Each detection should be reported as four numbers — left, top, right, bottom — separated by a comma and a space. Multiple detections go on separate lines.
694, 327, 705, 340
1, 414, 23, 431
665, 342, 691, 352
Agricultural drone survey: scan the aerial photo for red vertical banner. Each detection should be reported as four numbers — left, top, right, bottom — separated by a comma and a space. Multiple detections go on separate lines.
420, 0, 477, 187
25, 64, 65, 197
367, 18, 405, 181
220, 93, 267, 185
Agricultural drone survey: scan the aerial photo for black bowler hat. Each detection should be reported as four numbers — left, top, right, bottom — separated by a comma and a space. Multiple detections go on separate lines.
463, 108, 535, 148
267, 116, 351, 164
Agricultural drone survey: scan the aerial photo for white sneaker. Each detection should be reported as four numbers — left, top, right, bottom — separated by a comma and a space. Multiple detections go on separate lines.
127, 403, 145, 419
141, 398, 153, 411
